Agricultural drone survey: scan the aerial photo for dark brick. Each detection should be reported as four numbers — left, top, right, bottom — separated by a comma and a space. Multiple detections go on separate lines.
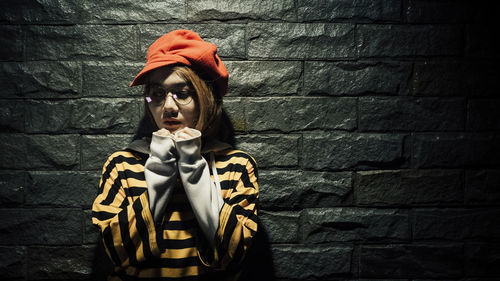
298, 0, 401, 22
248, 23, 356, 59
26, 98, 138, 134
72, 98, 141, 134
412, 133, 500, 168
24, 61, 81, 96
0, 208, 82, 245
0, 170, 25, 205
412, 61, 463, 96
410, 278, 464, 281
412, 61, 500, 97
302, 132, 406, 170
299, 208, 409, 243
412, 133, 467, 168
357, 24, 461, 57
1, 0, 78, 23
304, 61, 411, 96
235, 134, 299, 168
81, 134, 134, 170
356, 278, 408, 281
466, 134, 500, 167
355, 169, 463, 206
360, 243, 463, 278
272, 244, 352, 279
459, 278, 500, 281
0, 61, 81, 99
28, 245, 97, 279
406, 0, 469, 23
0, 246, 26, 279
27, 134, 79, 169
464, 62, 500, 97
25, 100, 73, 133
83, 209, 100, 244
223, 98, 246, 132
260, 211, 299, 243
0, 0, 21, 22
0, 99, 24, 132
469, 3, 500, 23
79, 0, 185, 23
187, 0, 296, 21
465, 243, 500, 276
246, 97, 356, 132
0, 134, 28, 169
25, 25, 136, 60
467, 99, 500, 131
359, 97, 465, 131
466, 24, 499, 59
225, 61, 302, 97
138, 24, 246, 59
26, 171, 99, 208
259, 170, 352, 210
0, 25, 23, 61
82, 62, 143, 97
465, 169, 500, 205
414, 208, 500, 240
1, 0, 185, 24
0, 63, 22, 98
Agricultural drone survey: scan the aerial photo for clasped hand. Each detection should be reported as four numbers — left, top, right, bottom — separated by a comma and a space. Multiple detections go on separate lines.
155, 127, 199, 141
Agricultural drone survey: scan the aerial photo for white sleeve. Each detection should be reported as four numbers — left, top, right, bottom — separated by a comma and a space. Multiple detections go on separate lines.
144, 133, 178, 224
174, 129, 224, 246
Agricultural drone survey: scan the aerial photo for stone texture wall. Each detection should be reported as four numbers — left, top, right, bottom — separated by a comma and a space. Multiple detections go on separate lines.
1, 1, 499, 280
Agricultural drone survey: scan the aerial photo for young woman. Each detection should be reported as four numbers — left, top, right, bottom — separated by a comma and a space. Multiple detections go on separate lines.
92, 30, 259, 280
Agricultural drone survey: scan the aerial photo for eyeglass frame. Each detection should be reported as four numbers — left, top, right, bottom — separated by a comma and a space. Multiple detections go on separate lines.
144, 82, 195, 106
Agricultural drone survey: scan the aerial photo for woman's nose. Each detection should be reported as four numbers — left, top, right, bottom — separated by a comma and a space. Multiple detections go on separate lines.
163, 93, 178, 112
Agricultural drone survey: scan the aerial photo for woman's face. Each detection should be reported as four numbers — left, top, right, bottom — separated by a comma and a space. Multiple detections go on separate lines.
147, 67, 198, 134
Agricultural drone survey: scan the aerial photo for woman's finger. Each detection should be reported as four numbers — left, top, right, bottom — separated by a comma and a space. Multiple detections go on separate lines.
156, 128, 172, 137
177, 131, 190, 140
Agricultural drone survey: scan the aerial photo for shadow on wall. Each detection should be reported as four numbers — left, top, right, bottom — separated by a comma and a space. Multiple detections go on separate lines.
89, 110, 276, 280
239, 222, 276, 281
90, 241, 113, 280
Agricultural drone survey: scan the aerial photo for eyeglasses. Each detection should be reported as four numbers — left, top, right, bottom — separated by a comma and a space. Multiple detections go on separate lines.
145, 85, 194, 106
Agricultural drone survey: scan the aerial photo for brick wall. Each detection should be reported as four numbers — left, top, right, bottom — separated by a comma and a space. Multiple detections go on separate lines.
1, 1, 499, 280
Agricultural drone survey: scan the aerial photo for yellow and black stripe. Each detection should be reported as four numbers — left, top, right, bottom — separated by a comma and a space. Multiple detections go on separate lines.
92, 148, 259, 280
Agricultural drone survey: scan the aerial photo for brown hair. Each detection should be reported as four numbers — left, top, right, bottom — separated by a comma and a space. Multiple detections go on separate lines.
173, 66, 222, 139
138, 65, 223, 142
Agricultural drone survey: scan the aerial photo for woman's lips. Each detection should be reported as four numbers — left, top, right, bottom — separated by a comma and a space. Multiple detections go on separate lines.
163, 119, 181, 127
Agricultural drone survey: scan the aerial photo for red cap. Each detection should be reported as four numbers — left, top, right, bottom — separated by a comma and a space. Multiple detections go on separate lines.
130, 29, 229, 97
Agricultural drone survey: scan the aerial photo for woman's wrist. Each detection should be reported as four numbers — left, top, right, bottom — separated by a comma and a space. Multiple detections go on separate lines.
150, 127, 203, 163
174, 128, 202, 163
150, 132, 177, 161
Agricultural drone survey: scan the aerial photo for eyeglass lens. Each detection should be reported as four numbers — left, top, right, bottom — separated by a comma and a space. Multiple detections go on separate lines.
146, 86, 193, 106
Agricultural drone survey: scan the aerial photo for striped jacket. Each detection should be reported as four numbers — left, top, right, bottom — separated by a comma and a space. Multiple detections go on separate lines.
91, 142, 259, 280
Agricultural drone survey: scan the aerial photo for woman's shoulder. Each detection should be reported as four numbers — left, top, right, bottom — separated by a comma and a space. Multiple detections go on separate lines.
215, 148, 258, 168
103, 149, 147, 168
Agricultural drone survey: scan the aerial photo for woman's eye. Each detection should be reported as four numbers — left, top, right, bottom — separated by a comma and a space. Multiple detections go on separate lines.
175, 90, 191, 99
151, 91, 165, 98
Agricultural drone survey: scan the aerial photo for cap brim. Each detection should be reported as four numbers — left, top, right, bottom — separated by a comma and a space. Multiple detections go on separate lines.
130, 60, 185, 87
